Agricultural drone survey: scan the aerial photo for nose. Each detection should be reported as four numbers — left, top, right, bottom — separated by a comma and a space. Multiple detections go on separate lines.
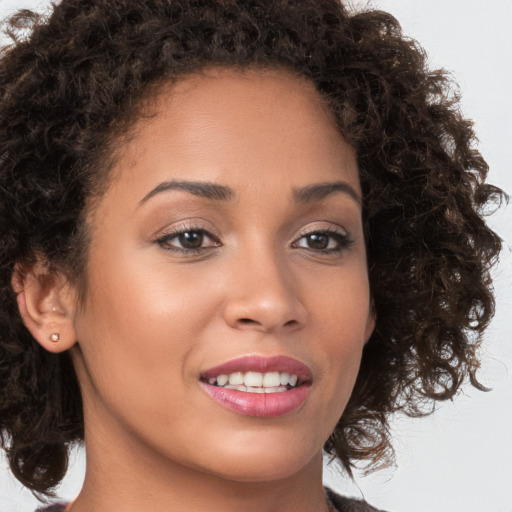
222, 249, 307, 334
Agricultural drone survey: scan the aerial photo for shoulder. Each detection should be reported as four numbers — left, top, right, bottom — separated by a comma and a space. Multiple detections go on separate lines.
326, 488, 388, 512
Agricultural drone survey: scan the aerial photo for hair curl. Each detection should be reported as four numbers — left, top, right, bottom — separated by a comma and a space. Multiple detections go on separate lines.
0, 0, 504, 497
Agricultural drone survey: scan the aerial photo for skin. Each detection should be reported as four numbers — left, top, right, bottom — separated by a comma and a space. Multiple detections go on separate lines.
15, 69, 374, 512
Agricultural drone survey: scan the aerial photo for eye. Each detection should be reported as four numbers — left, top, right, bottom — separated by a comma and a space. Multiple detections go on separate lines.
292, 229, 352, 253
156, 227, 221, 253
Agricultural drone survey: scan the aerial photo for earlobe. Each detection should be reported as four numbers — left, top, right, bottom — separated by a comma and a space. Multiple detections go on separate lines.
11, 262, 78, 354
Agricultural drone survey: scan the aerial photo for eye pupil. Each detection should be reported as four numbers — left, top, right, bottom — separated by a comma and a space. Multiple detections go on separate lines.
307, 233, 329, 250
179, 231, 203, 249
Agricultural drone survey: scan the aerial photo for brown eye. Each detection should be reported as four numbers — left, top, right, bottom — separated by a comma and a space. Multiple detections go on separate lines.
293, 229, 353, 253
304, 233, 329, 250
178, 231, 204, 249
156, 228, 221, 252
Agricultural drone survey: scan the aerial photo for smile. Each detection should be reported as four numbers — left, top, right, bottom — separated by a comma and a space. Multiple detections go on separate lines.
200, 356, 312, 417
207, 371, 300, 393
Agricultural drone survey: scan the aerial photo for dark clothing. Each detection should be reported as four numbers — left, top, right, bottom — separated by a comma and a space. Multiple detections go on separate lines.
36, 489, 387, 511
326, 488, 387, 512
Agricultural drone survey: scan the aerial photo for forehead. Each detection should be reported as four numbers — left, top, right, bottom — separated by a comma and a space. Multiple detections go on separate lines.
105, 67, 359, 205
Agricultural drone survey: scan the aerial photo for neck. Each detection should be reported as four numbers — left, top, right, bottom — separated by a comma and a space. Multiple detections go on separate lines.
70, 412, 330, 512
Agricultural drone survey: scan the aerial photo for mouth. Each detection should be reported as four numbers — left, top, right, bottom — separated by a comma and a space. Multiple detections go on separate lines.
199, 356, 312, 417
202, 370, 300, 394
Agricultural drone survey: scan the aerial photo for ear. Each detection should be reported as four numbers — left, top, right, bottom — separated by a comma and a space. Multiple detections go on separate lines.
11, 260, 78, 353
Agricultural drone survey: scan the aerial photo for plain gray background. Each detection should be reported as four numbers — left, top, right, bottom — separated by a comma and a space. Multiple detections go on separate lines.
1, 1, 511, 511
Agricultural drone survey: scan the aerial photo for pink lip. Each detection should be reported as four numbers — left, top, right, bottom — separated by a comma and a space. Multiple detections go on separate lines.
199, 356, 312, 418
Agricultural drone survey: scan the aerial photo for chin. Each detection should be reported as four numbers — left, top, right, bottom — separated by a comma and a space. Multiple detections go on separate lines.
191, 433, 323, 484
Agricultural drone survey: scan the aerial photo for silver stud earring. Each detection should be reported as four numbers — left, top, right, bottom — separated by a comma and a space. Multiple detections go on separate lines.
50, 333, 60, 342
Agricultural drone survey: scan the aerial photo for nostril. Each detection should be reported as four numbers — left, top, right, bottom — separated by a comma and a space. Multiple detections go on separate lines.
234, 317, 303, 330
239, 318, 258, 325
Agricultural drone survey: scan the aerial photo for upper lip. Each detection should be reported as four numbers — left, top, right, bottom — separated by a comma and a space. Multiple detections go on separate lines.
200, 355, 312, 383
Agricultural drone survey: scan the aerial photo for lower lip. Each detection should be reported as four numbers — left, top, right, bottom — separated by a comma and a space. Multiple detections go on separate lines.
200, 383, 311, 417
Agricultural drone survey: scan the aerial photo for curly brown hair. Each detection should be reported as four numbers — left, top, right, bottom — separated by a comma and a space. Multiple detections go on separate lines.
0, 0, 504, 498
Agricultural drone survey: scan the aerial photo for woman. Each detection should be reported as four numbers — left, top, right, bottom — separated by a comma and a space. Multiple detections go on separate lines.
0, 1, 504, 511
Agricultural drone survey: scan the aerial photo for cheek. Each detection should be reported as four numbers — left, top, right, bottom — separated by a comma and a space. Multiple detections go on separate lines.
79, 244, 221, 338
308, 262, 372, 404
72, 251, 222, 417
311, 257, 372, 339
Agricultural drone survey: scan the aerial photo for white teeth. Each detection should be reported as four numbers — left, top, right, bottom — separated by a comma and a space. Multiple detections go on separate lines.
223, 384, 288, 393
264, 386, 287, 393
244, 371, 263, 387
217, 374, 229, 386
228, 372, 244, 385
224, 384, 247, 391
263, 371, 281, 388
209, 371, 300, 390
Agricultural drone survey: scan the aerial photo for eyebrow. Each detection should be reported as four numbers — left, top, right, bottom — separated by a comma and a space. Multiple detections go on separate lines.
138, 179, 361, 206
139, 180, 234, 205
293, 181, 361, 205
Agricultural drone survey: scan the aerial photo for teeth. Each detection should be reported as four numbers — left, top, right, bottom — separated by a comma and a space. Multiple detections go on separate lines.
209, 371, 300, 390
217, 374, 229, 386
224, 384, 247, 391
223, 384, 288, 394
244, 371, 263, 387
264, 386, 287, 393
263, 371, 280, 387
228, 372, 244, 386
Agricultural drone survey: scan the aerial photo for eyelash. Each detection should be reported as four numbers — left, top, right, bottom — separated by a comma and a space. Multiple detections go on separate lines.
155, 224, 221, 254
291, 228, 353, 254
155, 225, 353, 255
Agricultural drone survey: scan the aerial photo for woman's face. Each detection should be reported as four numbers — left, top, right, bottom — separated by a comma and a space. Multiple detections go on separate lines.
70, 68, 374, 483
